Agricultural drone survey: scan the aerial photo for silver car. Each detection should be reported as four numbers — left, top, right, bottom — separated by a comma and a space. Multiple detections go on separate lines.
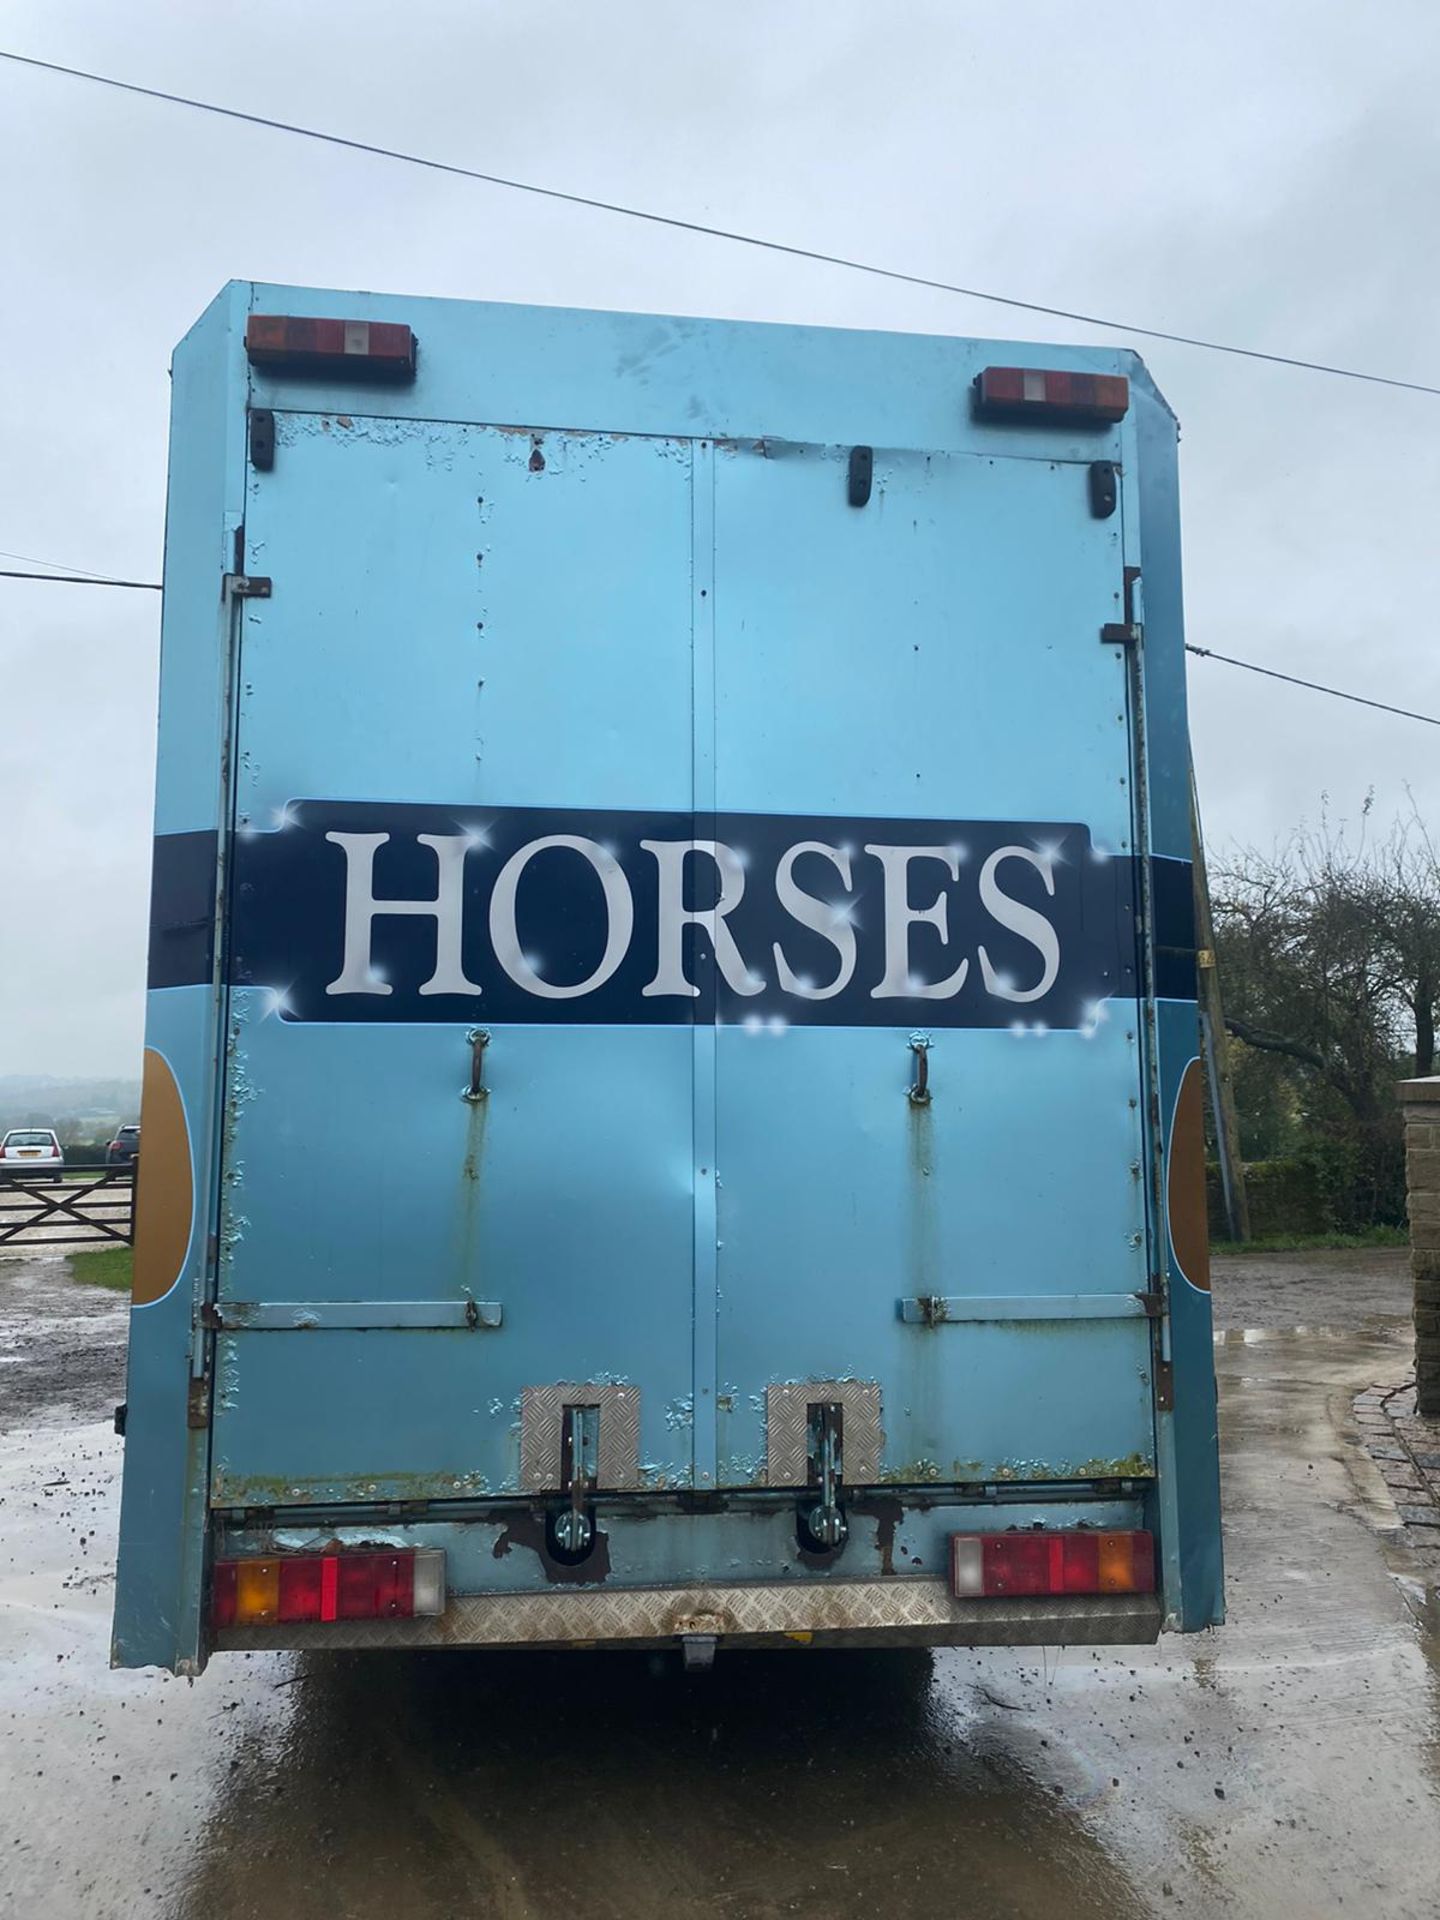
0, 1128, 64, 1183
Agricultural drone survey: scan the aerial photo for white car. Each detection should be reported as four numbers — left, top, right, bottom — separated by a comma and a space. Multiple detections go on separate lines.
0, 1128, 65, 1183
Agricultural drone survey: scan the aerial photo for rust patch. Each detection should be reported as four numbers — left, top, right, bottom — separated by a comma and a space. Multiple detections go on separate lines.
852, 1494, 904, 1576
1167, 1056, 1211, 1291
491, 1508, 611, 1586
132, 1047, 193, 1305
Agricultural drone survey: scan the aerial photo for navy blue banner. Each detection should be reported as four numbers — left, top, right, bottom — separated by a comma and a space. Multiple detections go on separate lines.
196, 802, 1146, 1028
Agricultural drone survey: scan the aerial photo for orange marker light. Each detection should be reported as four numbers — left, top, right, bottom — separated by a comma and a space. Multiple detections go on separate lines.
234, 1559, 281, 1625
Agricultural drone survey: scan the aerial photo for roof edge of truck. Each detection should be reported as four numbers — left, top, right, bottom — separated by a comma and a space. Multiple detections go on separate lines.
179, 277, 1175, 421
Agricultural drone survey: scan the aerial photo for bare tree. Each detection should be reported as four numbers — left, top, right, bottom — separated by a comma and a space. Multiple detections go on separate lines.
1210, 802, 1440, 1230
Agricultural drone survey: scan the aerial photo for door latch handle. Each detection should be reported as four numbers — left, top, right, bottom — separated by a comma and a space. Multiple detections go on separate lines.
462, 1028, 490, 1104
908, 1033, 932, 1106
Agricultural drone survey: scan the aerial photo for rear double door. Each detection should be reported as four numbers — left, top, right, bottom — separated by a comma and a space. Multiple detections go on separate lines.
210, 410, 1155, 1513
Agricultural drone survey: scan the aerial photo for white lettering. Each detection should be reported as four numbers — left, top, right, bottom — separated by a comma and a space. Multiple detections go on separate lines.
771, 842, 856, 1000
978, 846, 1060, 1002
864, 845, 970, 1000
641, 840, 763, 998
324, 832, 480, 997
488, 835, 634, 1000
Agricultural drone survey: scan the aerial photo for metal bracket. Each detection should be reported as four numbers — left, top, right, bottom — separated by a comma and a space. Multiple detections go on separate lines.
1088, 459, 1119, 519
224, 574, 272, 599
200, 1299, 502, 1330
520, 1383, 641, 1492
553, 1405, 598, 1556
1102, 564, 1142, 644
248, 406, 275, 472
766, 1381, 882, 1487
186, 1373, 211, 1430
847, 445, 874, 508
897, 1293, 1152, 1324
801, 1403, 848, 1550
1155, 1359, 1175, 1412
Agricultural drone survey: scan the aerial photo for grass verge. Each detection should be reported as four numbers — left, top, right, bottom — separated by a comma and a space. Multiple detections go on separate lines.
67, 1245, 133, 1292
1212, 1226, 1409, 1255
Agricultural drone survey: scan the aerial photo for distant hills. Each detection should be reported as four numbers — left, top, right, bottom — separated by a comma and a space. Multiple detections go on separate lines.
0, 1074, 141, 1139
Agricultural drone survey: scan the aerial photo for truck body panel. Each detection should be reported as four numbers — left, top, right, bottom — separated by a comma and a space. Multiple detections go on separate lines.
114, 283, 1222, 1670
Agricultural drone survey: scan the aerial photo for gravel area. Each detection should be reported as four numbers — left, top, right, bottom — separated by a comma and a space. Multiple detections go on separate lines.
1211, 1246, 1412, 1330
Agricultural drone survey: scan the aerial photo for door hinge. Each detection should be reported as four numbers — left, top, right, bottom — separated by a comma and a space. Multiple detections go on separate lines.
1155, 1359, 1175, 1413
187, 1372, 212, 1429
1101, 564, 1142, 644
224, 573, 272, 599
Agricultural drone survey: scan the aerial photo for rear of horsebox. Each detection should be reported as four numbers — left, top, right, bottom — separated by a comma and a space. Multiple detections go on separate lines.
113, 284, 1222, 1672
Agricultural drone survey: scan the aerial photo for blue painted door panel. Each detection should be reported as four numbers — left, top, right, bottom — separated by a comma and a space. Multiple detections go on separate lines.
212, 418, 699, 1502
710, 444, 1153, 1484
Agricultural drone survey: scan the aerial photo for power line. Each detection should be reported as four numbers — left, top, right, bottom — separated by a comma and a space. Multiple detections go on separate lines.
3, 558, 1436, 727
0, 546, 116, 580
0, 568, 160, 591
1185, 643, 1440, 727
3, 46, 1437, 401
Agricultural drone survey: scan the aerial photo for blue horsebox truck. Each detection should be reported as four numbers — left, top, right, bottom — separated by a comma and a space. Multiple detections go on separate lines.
113, 283, 1223, 1673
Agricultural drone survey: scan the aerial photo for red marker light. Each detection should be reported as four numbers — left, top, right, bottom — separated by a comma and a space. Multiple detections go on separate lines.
974, 366, 1129, 425
244, 315, 417, 383
949, 1529, 1155, 1599
212, 1548, 444, 1628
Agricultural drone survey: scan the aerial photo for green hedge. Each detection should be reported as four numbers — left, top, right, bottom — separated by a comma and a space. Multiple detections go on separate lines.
1208, 1158, 1327, 1240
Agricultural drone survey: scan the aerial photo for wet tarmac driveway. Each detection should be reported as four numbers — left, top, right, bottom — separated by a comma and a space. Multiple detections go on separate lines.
2, 1250, 1438, 1919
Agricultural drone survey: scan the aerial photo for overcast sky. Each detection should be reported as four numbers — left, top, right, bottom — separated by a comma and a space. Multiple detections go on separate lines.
3, 1, 1439, 1078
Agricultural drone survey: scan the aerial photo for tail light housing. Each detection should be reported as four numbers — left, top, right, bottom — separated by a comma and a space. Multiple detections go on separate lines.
245, 315, 416, 382
973, 366, 1129, 425
950, 1529, 1155, 1599
212, 1549, 445, 1628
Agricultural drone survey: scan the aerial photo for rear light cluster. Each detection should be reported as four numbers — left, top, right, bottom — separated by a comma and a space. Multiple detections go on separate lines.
950, 1529, 1155, 1599
244, 314, 417, 382
973, 365, 1129, 425
212, 1549, 445, 1628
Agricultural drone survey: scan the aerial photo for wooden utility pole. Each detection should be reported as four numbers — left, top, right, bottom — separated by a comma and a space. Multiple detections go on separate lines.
1190, 770, 1251, 1243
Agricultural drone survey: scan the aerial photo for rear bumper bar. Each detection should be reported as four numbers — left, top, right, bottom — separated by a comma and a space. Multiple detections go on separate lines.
215, 1578, 1162, 1653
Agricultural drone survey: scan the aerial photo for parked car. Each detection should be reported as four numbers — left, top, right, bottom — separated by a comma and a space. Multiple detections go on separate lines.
106, 1124, 141, 1169
0, 1128, 64, 1183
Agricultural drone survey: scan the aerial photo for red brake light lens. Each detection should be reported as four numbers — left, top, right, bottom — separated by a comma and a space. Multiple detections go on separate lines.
950, 1529, 1155, 1599
974, 366, 1129, 425
244, 315, 417, 383
212, 1549, 444, 1628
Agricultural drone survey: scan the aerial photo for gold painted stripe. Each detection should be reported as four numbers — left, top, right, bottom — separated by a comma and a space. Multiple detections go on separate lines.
132, 1047, 193, 1305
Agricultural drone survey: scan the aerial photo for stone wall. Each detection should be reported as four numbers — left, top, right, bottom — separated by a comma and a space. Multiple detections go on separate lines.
1398, 1076, 1440, 1419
